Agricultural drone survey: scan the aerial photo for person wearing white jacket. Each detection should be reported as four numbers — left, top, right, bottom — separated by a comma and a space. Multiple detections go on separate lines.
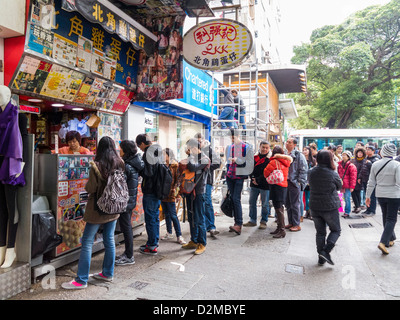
366, 143, 400, 254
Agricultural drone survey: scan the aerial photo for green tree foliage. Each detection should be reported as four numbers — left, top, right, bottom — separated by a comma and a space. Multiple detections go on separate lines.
290, 0, 400, 129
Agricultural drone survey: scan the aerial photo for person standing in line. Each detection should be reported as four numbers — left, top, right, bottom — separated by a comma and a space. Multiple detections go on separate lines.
308, 150, 343, 266
366, 143, 400, 255
225, 129, 254, 235
363, 145, 380, 216
351, 147, 369, 213
263, 146, 292, 238
335, 145, 343, 161
136, 133, 163, 255
116, 140, 144, 266
302, 146, 316, 220
244, 141, 271, 229
62, 137, 125, 289
195, 133, 221, 238
284, 138, 308, 232
160, 148, 186, 245
181, 139, 210, 255
337, 151, 357, 218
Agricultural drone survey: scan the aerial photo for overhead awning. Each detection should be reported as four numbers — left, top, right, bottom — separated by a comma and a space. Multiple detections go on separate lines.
279, 98, 298, 119
222, 63, 307, 94
259, 64, 307, 94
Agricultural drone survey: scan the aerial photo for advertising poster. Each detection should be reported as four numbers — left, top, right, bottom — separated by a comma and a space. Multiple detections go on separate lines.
73, 76, 94, 104
40, 64, 73, 99
53, 34, 78, 67
91, 48, 105, 77
84, 77, 105, 105
57, 155, 93, 255
76, 36, 93, 71
27, 24, 54, 57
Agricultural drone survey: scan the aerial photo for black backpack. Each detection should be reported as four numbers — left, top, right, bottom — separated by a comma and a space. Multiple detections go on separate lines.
155, 163, 172, 200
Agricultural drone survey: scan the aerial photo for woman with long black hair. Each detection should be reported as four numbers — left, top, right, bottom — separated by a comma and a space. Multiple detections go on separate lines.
62, 136, 125, 289
308, 150, 342, 266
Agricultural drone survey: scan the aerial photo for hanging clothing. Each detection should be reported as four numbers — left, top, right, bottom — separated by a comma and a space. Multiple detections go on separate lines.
0, 101, 25, 186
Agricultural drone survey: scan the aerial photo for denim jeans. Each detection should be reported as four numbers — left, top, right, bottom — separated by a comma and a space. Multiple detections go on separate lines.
304, 190, 310, 211
311, 209, 341, 254
161, 201, 182, 237
299, 191, 304, 216
186, 193, 207, 245
378, 197, 400, 246
204, 184, 216, 231
344, 189, 352, 214
76, 220, 117, 285
219, 107, 237, 129
143, 193, 161, 249
226, 176, 244, 226
249, 187, 270, 223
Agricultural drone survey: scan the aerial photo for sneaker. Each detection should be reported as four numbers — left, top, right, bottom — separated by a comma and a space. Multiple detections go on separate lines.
194, 244, 206, 255
177, 236, 187, 245
92, 272, 113, 282
319, 250, 334, 265
115, 256, 136, 266
139, 246, 158, 255
259, 221, 267, 229
209, 229, 220, 238
61, 280, 87, 290
318, 257, 326, 266
342, 213, 350, 218
161, 233, 174, 240
182, 241, 197, 249
243, 221, 257, 227
362, 211, 375, 216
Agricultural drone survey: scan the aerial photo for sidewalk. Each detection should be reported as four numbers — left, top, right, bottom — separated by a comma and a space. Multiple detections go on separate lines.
10, 193, 400, 301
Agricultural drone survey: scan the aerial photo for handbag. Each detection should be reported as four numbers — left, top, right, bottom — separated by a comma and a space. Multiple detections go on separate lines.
220, 190, 234, 218
266, 160, 285, 185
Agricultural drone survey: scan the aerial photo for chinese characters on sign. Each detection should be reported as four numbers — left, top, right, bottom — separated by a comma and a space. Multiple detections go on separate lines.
183, 19, 253, 71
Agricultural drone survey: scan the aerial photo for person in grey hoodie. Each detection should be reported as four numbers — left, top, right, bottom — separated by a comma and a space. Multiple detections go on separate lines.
366, 143, 400, 255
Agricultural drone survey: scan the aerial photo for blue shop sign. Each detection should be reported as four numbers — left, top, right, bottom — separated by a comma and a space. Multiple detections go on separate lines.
179, 61, 217, 115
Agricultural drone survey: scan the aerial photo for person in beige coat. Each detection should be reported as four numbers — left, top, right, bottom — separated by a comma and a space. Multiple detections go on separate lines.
62, 136, 125, 289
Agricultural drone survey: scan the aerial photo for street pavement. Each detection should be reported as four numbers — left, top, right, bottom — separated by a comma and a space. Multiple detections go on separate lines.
10, 192, 400, 303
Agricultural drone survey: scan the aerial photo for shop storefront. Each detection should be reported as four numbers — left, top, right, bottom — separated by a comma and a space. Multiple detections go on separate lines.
1, 0, 214, 299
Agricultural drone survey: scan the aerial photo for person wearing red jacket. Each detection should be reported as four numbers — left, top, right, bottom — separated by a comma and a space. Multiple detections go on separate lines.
337, 150, 357, 218
264, 146, 292, 238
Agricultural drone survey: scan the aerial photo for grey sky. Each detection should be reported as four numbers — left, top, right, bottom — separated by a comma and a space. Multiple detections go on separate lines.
278, 0, 391, 63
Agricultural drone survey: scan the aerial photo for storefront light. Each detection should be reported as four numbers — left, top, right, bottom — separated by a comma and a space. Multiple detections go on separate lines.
28, 98, 43, 103
52, 103, 64, 107
72, 107, 84, 111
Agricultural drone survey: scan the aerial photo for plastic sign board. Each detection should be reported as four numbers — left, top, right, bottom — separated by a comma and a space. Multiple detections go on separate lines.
183, 19, 253, 71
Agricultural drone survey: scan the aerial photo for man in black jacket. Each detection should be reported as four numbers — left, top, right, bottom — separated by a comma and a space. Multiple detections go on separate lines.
136, 134, 163, 255
244, 141, 271, 229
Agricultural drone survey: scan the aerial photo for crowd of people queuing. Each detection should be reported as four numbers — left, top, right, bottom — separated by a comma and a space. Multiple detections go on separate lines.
62, 129, 400, 290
